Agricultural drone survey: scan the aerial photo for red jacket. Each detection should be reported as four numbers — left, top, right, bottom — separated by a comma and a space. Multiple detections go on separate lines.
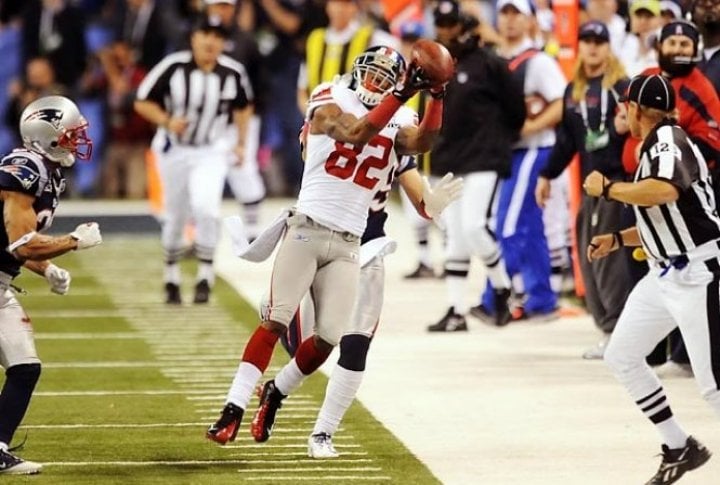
623, 67, 720, 173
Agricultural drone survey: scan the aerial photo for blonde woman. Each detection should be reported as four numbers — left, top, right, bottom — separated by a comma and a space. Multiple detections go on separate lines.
536, 21, 635, 359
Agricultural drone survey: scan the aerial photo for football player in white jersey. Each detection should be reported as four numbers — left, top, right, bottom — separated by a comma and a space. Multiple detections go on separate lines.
207, 45, 450, 444
248, 149, 461, 456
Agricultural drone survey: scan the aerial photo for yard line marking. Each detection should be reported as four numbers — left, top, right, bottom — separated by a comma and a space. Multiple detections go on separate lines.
35, 390, 226, 397
22, 422, 208, 429
237, 452, 368, 457
244, 476, 391, 481
35, 333, 142, 340
237, 466, 381, 472
223, 443, 361, 449
42, 361, 237, 369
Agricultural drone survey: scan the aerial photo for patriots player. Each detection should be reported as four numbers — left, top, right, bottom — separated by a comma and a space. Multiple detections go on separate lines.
0, 96, 103, 474
207, 46, 453, 445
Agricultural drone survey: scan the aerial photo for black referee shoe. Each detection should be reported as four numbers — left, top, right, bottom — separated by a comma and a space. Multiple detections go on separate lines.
194, 280, 210, 304
164, 282, 181, 305
493, 288, 512, 326
427, 308, 468, 332
646, 436, 711, 485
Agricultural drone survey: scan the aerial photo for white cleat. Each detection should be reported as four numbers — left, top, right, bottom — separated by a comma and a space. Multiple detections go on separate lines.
308, 433, 340, 459
0, 449, 42, 475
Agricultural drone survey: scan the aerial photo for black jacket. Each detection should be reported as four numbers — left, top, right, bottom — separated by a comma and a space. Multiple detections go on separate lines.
430, 46, 526, 177
700, 50, 720, 96
542, 76, 628, 181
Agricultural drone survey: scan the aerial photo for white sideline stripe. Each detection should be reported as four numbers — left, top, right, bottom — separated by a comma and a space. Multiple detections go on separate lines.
244, 476, 391, 481
199, 415, 319, 421
42, 362, 235, 369
36, 333, 142, 340
42, 460, 286, 467
237, 467, 381, 472
191, 394, 312, 401
35, 390, 225, 397
223, 444, 361, 449
22, 422, 208, 429
240, 452, 368, 457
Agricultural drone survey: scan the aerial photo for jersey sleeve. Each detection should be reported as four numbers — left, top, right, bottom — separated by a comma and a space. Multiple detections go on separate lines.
395, 106, 419, 128
527, 53, 566, 103
306, 82, 336, 118
0, 154, 47, 197
136, 52, 189, 105
645, 126, 693, 191
397, 155, 417, 175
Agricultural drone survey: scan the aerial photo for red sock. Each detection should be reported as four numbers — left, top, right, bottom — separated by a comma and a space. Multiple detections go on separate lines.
241, 326, 279, 372
295, 337, 332, 375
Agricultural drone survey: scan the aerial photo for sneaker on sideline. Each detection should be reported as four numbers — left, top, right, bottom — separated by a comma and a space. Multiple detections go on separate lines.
0, 449, 42, 475
427, 308, 468, 332
582, 336, 610, 360
655, 361, 694, 379
645, 436, 711, 485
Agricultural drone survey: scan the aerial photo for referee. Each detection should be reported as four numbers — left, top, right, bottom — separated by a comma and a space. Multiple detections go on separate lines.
134, 16, 252, 305
584, 74, 718, 484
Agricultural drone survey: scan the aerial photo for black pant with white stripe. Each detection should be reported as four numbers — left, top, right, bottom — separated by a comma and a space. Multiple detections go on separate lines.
604, 252, 720, 433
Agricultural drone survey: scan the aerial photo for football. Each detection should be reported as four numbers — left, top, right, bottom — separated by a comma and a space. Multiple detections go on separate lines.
410, 39, 455, 85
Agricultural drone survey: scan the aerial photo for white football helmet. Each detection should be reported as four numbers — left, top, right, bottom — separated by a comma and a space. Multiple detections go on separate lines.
19, 95, 92, 167
351, 46, 406, 106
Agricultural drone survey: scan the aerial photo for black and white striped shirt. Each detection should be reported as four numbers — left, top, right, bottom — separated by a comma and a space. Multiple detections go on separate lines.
136, 51, 252, 146
634, 120, 720, 261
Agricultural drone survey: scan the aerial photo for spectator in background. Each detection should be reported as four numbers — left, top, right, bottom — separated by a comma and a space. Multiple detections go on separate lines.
427, 0, 526, 331
4, 58, 66, 146
693, 0, 720, 95
96, 41, 154, 199
620, 0, 661, 76
22, 0, 87, 89
239, 0, 325, 195
537, 21, 633, 359
296, 0, 399, 113
586, 0, 631, 59
116, 0, 171, 70
204, 0, 267, 241
660, 0, 683, 24
479, 0, 564, 322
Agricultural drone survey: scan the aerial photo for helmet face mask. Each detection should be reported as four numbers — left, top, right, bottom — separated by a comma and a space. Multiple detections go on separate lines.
351, 46, 406, 106
19, 95, 93, 167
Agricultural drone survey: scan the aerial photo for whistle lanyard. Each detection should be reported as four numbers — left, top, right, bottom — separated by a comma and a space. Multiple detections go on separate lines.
579, 87, 608, 132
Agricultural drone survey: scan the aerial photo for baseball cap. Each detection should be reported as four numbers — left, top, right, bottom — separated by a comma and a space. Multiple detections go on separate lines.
630, 0, 661, 16
621, 74, 676, 111
193, 15, 231, 38
434, 0, 461, 27
496, 0, 534, 16
660, 0, 683, 19
578, 20, 610, 43
399, 21, 425, 41
659, 19, 700, 46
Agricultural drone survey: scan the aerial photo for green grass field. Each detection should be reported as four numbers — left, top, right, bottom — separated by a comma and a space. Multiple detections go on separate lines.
4, 237, 439, 484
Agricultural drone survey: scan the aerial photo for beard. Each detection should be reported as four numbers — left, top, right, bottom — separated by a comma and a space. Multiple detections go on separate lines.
658, 52, 695, 77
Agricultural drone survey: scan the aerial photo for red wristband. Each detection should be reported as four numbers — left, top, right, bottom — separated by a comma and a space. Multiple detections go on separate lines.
366, 95, 404, 130
419, 97, 443, 132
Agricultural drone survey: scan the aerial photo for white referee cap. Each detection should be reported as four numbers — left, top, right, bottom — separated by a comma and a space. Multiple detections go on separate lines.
205, 0, 236, 5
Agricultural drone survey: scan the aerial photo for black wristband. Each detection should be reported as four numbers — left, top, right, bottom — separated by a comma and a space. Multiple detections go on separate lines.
613, 231, 624, 249
602, 179, 616, 200
429, 87, 446, 100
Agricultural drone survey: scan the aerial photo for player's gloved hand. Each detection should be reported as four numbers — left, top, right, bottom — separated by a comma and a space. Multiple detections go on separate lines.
393, 63, 433, 101
70, 222, 102, 250
421, 172, 464, 219
44, 263, 71, 295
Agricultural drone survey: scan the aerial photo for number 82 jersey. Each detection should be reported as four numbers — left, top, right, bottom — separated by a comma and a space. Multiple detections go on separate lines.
297, 81, 418, 237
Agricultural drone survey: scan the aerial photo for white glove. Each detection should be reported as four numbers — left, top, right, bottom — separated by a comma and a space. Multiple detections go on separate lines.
70, 222, 102, 250
422, 173, 464, 219
44, 264, 71, 295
